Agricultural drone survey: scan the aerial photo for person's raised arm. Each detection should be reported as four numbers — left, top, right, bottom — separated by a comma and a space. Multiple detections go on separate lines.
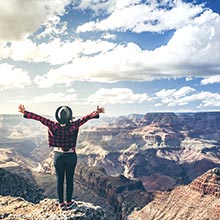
75, 106, 105, 128
18, 104, 56, 128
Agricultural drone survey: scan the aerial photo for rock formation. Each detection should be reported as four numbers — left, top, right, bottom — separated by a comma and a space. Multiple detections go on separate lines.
0, 168, 44, 203
189, 167, 220, 197
76, 165, 153, 220
128, 167, 220, 220
77, 111, 220, 191
0, 195, 107, 220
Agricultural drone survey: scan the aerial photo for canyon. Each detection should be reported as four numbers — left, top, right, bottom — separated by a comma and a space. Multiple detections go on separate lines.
0, 112, 220, 219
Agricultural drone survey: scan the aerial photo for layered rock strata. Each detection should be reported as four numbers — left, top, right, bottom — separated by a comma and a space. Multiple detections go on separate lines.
189, 167, 220, 197
129, 167, 220, 220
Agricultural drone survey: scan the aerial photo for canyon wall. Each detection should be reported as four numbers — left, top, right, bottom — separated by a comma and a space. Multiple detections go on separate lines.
129, 167, 220, 220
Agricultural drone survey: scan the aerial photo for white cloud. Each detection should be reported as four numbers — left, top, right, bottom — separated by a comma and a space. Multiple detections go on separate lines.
162, 10, 220, 66
156, 86, 196, 98
139, 10, 220, 79
36, 16, 68, 41
35, 8, 220, 87
201, 97, 220, 108
155, 86, 220, 108
7, 39, 40, 61
31, 92, 77, 103
1, 39, 116, 65
0, 38, 116, 66
181, 91, 220, 108
1, 0, 219, 89
101, 32, 117, 40
0, 0, 72, 40
201, 75, 220, 85
34, 42, 149, 87
67, 88, 76, 93
76, 0, 204, 33
73, 0, 116, 14
74, 0, 142, 13
85, 88, 150, 105
0, 63, 31, 89
35, 9, 220, 86
0, 42, 10, 58
155, 86, 196, 107
174, 87, 196, 97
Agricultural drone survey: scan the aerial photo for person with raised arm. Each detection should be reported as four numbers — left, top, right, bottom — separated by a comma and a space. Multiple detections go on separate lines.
18, 104, 105, 210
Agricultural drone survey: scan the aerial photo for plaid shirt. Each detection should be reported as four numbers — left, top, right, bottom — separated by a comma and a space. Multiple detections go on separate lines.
24, 110, 99, 151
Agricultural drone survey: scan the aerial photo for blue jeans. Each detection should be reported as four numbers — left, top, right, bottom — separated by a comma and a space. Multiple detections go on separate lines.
54, 152, 77, 203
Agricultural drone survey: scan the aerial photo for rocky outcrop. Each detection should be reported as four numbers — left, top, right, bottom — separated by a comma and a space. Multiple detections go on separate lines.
76, 165, 153, 220
0, 168, 44, 203
0, 195, 106, 220
128, 168, 220, 220
189, 167, 220, 197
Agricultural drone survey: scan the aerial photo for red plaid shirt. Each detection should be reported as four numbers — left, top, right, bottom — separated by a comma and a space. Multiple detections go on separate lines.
24, 110, 99, 151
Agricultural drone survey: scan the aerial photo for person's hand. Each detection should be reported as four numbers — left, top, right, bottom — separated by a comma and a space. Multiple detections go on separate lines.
18, 104, 25, 114
96, 106, 105, 114
90, 106, 105, 117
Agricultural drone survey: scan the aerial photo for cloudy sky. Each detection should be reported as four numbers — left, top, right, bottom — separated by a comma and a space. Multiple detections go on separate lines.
0, 0, 220, 117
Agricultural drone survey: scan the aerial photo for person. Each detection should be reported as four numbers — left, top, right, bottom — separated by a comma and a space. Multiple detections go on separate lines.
18, 104, 105, 210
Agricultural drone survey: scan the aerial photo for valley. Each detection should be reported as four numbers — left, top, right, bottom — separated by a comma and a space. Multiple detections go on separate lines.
0, 112, 220, 219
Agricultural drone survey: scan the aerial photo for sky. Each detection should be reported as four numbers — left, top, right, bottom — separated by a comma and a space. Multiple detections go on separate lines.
0, 0, 220, 117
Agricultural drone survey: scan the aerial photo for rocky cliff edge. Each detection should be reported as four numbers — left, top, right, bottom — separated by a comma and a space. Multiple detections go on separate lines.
0, 196, 107, 220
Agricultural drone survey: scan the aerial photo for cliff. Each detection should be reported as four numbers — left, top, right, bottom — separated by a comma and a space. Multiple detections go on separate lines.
128, 167, 220, 220
76, 165, 153, 220
0, 195, 106, 220
0, 168, 44, 203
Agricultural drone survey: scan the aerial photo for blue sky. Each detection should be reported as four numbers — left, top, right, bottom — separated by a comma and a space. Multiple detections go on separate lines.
0, 0, 220, 116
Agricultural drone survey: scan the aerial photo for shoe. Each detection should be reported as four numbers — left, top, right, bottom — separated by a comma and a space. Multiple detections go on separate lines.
66, 200, 77, 210
59, 202, 67, 211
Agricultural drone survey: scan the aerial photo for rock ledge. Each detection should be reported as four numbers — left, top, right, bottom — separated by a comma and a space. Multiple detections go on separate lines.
0, 195, 107, 220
